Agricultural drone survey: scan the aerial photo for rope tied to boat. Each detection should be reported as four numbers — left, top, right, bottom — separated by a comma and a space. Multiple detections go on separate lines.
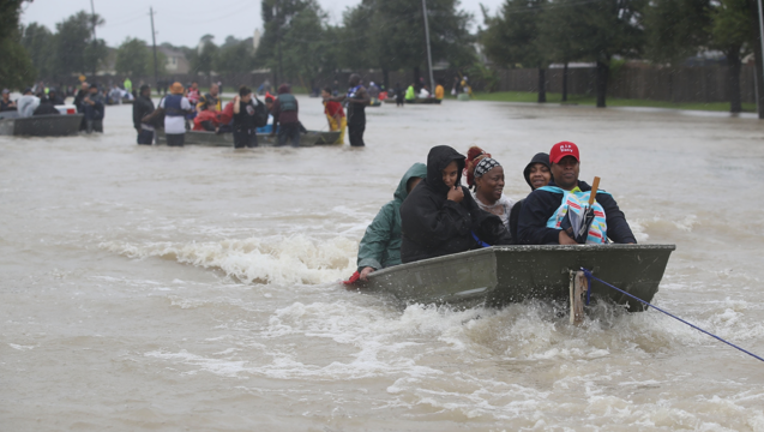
580, 267, 764, 364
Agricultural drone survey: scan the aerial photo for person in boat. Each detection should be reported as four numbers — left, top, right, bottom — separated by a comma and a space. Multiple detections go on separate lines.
400, 145, 512, 263
419, 85, 431, 99
159, 82, 193, 147
321, 86, 346, 144
186, 81, 200, 106
270, 84, 301, 147
434, 80, 445, 100
17, 88, 40, 118
508, 152, 552, 241
232, 86, 260, 148
193, 99, 220, 132
352, 163, 428, 282
123, 77, 133, 97
367, 81, 380, 101
196, 83, 221, 113
133, 84, 156, 145
45, 88, 65, 105
327, 74, 370, 147
517, 141, 636, 245
1, 89, 17, 112
464, 146, 514, 231
404, 84, 416, 101
32, 97, 60, 116
80, 84, 105, 133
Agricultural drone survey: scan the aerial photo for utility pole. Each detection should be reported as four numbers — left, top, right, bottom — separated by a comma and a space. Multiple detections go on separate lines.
758, 0, 764, 118
274, 1, 283, 85
150, 7, 159, 90
90, 0, 97, 77
421, 0, 435, 93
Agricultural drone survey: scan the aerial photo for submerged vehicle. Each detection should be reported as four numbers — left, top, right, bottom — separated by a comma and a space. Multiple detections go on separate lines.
0, 107, 83, 137
155, 130, 341, 147
362, 244, 675, 313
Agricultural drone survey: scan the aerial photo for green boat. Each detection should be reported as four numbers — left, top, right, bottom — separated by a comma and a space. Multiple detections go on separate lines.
383, 98, 443, 105
156, 130, 341, 147
364, 244, 675, 313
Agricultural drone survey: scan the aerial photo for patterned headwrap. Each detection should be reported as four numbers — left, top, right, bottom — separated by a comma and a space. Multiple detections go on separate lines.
474, 157, 501, 179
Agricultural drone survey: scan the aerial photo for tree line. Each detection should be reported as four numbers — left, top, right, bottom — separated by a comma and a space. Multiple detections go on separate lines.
2, 0, 762, 115
480, 0, 763, 112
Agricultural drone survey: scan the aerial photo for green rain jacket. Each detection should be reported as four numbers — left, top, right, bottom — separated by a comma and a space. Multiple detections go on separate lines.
357, 163, 428, 272
405, 85, 416, 100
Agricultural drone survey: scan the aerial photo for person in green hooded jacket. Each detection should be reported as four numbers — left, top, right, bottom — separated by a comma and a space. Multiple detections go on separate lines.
355, 162, 428, 281
405, 84, 416, 101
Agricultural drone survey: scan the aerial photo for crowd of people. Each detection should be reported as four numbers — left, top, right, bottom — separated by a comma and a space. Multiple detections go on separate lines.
347, 141, 635, 282
130, 73, 376, 148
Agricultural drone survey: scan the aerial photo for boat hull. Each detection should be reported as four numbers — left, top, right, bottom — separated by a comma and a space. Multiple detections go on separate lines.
156, 130, 341, 147
365, 244, 675, 312
0, 114, 84, 137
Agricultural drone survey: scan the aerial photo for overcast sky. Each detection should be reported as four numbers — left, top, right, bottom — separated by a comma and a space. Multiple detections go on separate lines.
20, 0, 502, 48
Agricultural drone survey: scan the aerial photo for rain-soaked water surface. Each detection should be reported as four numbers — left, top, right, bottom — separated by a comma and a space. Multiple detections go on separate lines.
2, 97, 764, 431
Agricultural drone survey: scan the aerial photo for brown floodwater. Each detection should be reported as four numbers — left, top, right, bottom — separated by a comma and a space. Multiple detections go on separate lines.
2, 97, 764, 431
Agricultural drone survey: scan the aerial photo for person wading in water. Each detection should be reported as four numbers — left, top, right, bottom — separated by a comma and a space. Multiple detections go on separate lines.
328, 74, 370, 147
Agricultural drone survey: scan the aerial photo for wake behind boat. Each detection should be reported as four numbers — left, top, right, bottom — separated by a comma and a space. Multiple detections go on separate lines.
363, 244, 675, 312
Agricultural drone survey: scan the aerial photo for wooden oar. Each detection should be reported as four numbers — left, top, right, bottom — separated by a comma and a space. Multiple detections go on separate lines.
588, 176, 601, 207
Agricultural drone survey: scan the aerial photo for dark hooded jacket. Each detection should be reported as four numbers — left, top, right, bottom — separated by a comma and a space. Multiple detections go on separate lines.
517, 179, 636, 245
133, 94, 156, 130
356, 163, 428, 271
400, 145, 511, 263
510, 152, 551, 241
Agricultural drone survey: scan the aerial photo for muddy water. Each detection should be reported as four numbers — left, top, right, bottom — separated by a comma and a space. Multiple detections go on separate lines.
2, 97, 764, 431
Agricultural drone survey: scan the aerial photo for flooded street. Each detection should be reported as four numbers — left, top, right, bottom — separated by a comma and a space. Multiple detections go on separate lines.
2, 97, 764, 431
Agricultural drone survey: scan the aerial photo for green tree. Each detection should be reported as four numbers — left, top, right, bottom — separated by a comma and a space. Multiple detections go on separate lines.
342, 0, 473, 88
553, 0, 646, 107
190, 37, 219, 80
115, 38, 151, 76
709, 0, 753, 113
53, 11, 108, 76
21, 23, 55, 80
280, 7, 338, 89
0, 0, 35, 89
258, 0, 321, 83
217, 37, 255, 74
481, 0, 548, 101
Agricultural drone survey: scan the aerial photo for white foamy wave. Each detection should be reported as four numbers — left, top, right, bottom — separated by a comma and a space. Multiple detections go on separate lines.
101, 234, 358, 285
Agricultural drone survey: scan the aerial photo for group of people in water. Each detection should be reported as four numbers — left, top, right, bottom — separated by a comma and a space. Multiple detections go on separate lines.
131, 73, 373, 148
348, 141, 635, 282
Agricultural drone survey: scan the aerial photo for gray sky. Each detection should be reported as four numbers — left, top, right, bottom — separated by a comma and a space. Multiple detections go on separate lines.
19, 0, 501, 48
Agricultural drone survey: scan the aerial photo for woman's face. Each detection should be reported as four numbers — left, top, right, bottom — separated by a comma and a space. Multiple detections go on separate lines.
441, 161, 459, 188
475, 166, 505, 203
529, 163, 552, 189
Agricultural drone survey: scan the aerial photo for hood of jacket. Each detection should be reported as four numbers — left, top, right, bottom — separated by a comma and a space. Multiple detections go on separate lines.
425, 145, 465, 195
394, 162, 428, 202
523, 152, 551, 190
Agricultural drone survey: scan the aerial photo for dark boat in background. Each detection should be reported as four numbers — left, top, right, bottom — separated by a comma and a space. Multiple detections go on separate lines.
0, 112, 84, 137
156, 130, 341, 147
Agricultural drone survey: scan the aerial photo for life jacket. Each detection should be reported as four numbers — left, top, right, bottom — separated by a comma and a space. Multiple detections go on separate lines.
347, 85, 362, 99
164, 94, 185, 117
278, 93, 297, 112
538, 185, 609, 244
219, 100, 234, 125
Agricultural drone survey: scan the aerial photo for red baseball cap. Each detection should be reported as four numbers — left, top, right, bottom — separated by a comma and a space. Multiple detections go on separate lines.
549, 141, 580, 164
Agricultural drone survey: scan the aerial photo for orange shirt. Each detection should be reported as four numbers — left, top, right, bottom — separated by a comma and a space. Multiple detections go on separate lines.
435, 85, 445, 100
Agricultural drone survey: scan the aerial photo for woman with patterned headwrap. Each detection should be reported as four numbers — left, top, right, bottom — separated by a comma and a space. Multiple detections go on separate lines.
464, 146, 514, 229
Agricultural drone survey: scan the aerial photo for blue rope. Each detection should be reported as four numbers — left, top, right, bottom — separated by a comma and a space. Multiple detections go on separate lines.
580, 267, 764, 364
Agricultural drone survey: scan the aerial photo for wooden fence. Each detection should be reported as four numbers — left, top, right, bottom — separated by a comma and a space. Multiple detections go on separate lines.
495, 64, 758, 104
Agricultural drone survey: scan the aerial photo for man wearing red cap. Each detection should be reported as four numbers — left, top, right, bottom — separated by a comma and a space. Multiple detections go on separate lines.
517, 141, 636, 245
